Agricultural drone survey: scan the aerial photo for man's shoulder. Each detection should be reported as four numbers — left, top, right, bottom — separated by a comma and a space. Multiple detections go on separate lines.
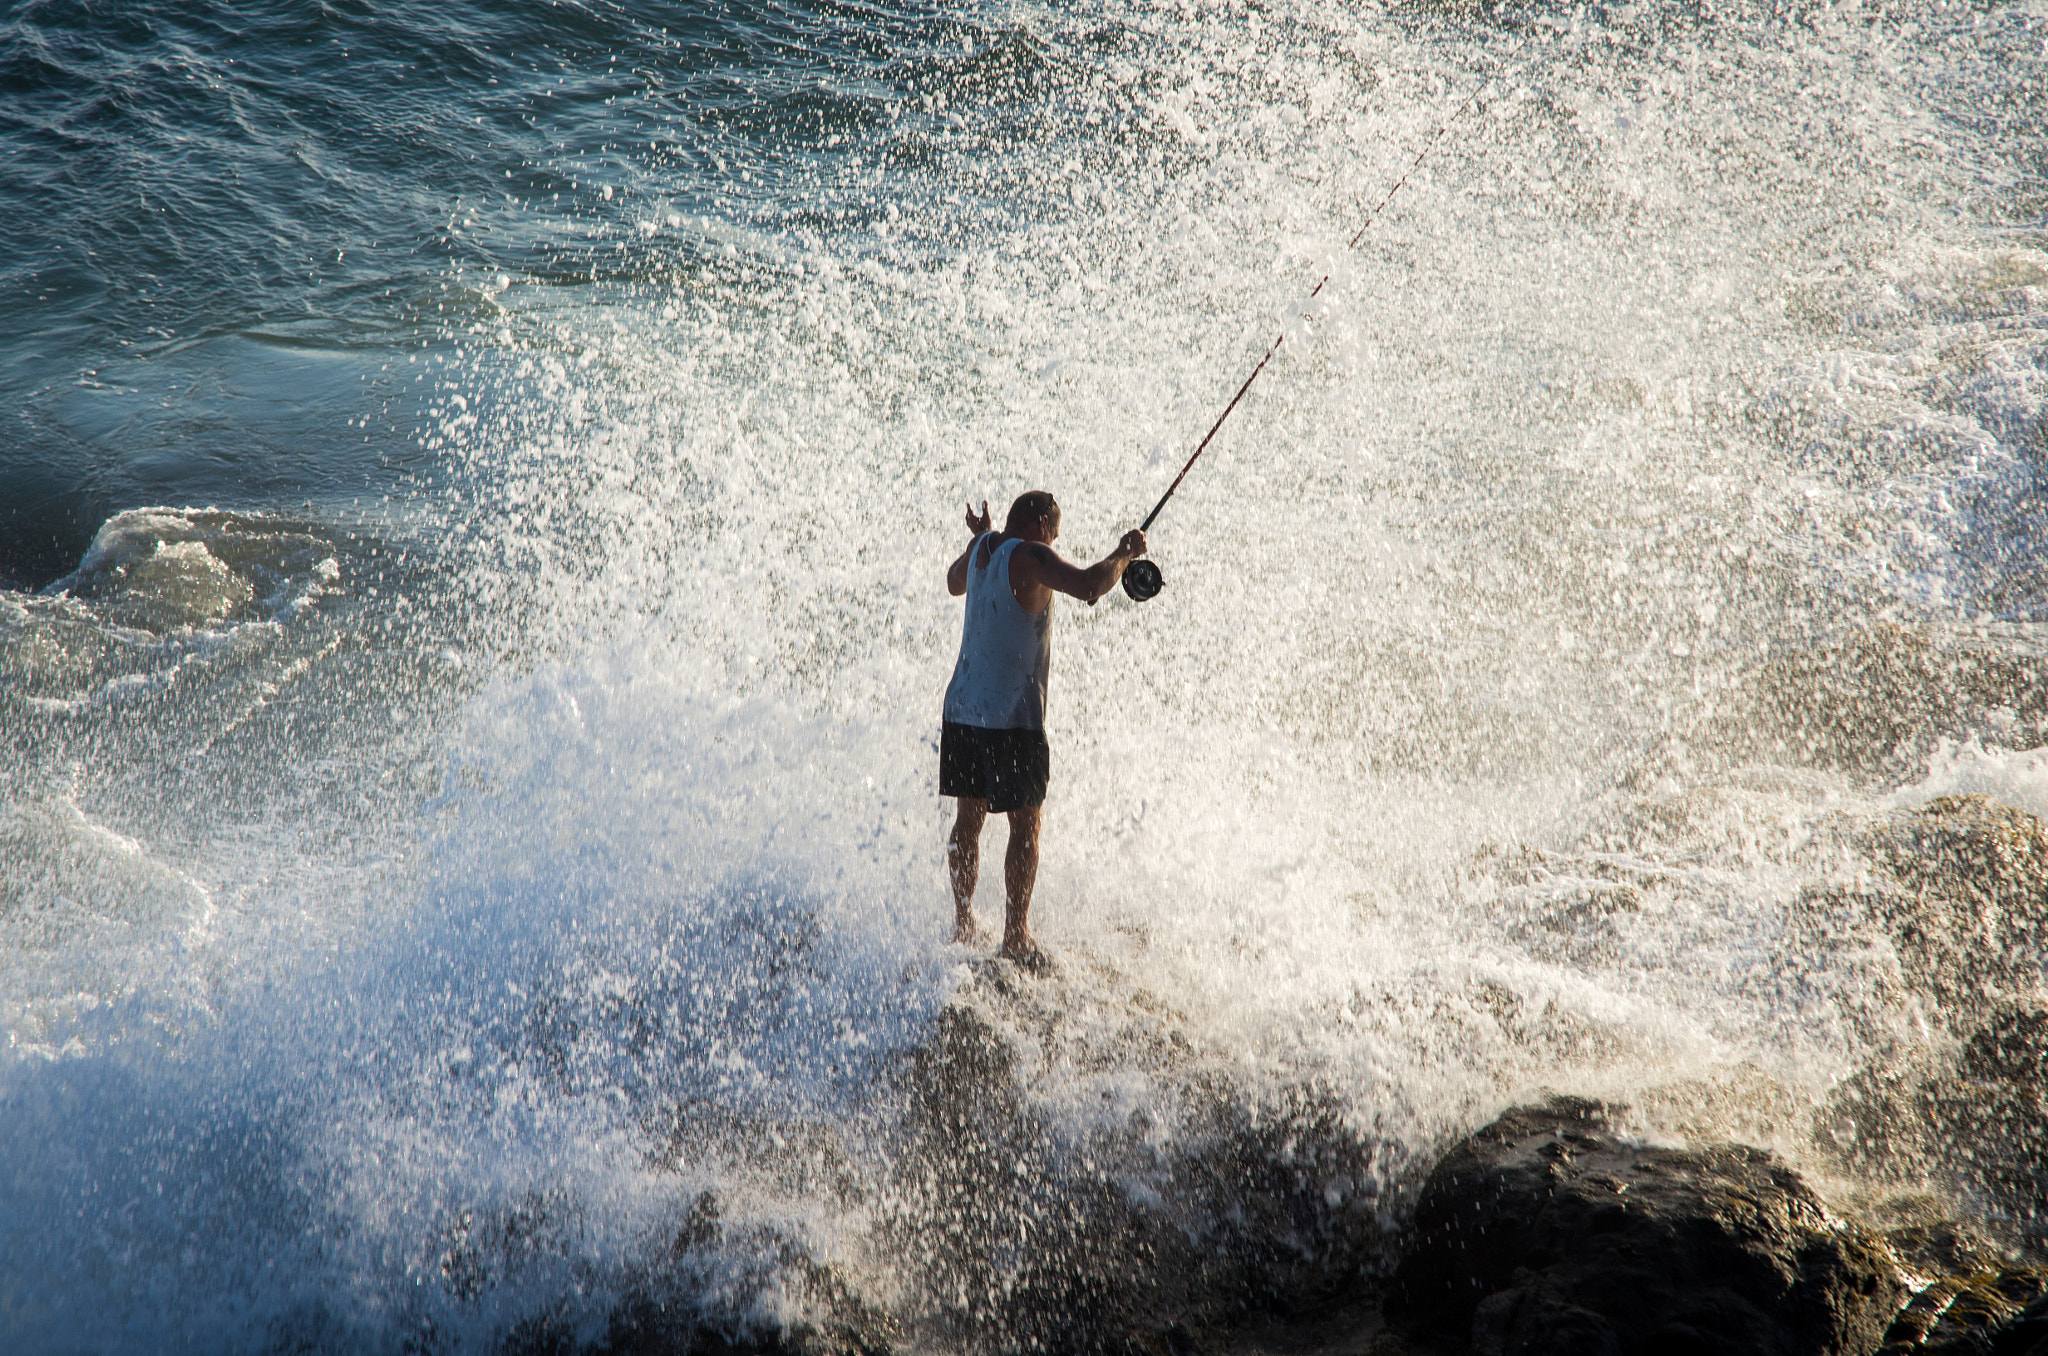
1005, 538, 1054, 572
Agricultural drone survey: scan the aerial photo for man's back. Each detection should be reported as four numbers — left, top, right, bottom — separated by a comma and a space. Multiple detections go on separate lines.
945, 533, 1051, 733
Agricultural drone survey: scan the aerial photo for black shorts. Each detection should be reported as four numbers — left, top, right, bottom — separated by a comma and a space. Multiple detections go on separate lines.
939, 721, 1050, 813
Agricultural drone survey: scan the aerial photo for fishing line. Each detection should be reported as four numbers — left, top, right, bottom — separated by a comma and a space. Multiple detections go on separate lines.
1121, 23, 1546, 603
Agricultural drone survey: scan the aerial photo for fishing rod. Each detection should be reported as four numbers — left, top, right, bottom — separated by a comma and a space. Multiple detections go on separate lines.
1119, 28, 1541, 604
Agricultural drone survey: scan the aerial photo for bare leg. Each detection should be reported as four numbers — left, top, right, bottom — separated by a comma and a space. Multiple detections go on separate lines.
1000, 804, 1042, 956
947, 797, 987, 943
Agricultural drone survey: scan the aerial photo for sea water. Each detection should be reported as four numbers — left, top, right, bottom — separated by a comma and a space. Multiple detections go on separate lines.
3, 0, 2046, 1350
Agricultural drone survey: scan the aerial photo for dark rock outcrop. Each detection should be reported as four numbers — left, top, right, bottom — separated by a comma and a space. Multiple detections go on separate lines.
528, 959, 1406, 1356
878, 970, 1395, 1354
1386, 1097, 1904, 1356
1876, 1265, 2048, 1356
1980, 1293, 2048, 1356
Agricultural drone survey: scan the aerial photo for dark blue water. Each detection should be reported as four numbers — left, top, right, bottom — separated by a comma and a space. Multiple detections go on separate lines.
0, 0, 1115, 584
4, 0, 2047, 1352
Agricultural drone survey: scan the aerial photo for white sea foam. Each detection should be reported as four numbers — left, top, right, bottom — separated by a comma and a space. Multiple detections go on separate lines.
5, 0, 2047, 1350
1896, 738, 2048, 822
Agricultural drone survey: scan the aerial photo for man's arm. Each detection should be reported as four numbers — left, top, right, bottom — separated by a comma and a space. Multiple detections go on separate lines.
946, 500, 994, 596
1013, 530, 1148, 604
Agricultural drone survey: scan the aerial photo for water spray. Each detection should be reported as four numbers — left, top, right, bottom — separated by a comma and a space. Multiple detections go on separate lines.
1119, 28, 1541, 604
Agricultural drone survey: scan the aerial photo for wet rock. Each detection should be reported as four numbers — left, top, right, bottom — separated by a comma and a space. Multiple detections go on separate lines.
1807, 797, 2048, 1226
1876, 1265, 2048, 1356
1719, 628, 2048, 777
1385, 1096, 1904, 1356
1853, 796, 2048, 1013
880, 980, 1394, 1354
1971, 1291, 2048, 1356
1822, 999, 2048, 1230
47, 506, 341, 632
559, 961, 1407, 1356
1869, 1200, 2008, 1282
484, 1182, 897, 1356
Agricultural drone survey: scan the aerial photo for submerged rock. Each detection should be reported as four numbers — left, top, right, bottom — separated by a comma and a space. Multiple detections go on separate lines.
46, 506, 342, 632
1385, 1097, 1904, 1356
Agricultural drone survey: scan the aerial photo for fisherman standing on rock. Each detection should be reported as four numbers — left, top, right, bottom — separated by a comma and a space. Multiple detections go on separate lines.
941, 491, 1147, 968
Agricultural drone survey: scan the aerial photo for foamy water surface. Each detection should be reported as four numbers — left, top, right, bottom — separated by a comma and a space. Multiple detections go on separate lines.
3, 0, 2047, 1349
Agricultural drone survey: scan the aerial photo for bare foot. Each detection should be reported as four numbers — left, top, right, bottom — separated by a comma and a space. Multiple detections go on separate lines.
952, 916, 982, 946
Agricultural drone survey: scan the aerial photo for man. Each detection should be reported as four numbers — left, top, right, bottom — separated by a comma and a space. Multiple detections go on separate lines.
940, 490, 1147, 965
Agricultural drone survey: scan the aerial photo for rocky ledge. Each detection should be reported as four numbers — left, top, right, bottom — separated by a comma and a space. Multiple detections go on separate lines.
483, 789, 2048, 1356
1381, 793, 2048, 1356
1386, 1097, 1902, 1356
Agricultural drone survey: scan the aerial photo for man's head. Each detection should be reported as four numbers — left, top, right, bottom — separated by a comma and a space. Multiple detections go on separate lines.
1004, 490, 1060, 542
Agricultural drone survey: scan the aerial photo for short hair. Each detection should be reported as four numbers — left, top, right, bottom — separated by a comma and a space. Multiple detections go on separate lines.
1004, 490, 1059, 532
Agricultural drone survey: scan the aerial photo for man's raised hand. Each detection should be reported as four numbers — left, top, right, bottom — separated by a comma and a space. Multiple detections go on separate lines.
966, 500, 992, 536
1117, 529, 1148, 559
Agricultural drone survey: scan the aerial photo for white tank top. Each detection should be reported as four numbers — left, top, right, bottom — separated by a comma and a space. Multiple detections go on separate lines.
943, 533, 1052, 731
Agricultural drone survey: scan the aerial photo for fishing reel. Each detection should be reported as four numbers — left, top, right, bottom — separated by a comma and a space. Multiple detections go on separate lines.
1122, 558, 1164, 602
